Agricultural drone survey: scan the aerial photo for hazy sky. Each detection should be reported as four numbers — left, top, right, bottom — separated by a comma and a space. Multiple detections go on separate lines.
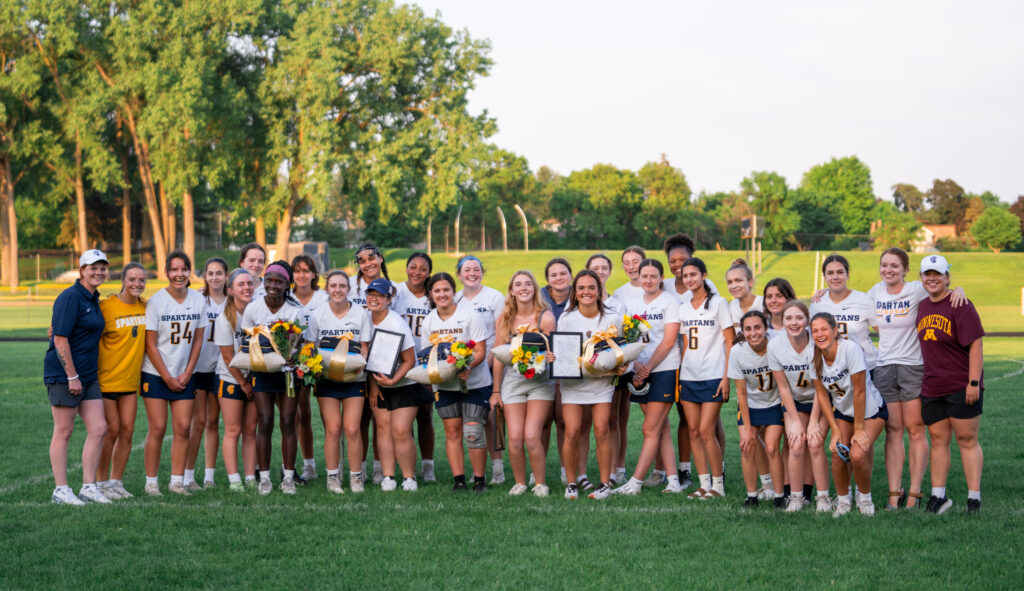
413, 0, 1023, 203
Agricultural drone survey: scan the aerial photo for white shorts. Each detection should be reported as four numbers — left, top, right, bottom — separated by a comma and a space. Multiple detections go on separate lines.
501, 368, 555, 404
559, 380, 615, 405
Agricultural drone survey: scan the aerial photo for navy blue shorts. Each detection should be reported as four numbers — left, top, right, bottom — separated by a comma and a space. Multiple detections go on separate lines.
141, 372, 195, 401
316, 379, 366, 400
252, 371, 289, 393
795, 400, 814, 414
834, 404, 889, 423
218, 379, 248, 401
435, 385, 491, 409
738, 404, 784, 427
101, 390, 136, 401
631, 370, 678, 404
194, 371, 217, 392
379, 383, 431, 411
679, 379, 722, 404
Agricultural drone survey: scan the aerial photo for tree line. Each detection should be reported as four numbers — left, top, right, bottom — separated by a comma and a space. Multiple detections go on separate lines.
2, 1, 1021, 289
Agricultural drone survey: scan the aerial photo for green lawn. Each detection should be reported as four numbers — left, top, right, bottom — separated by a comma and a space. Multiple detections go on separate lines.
1, 337, 1022, 589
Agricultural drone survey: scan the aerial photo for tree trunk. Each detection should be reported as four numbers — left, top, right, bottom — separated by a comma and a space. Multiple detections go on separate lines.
183, 189, 195, 275
73, 140, 88, 253
116, 116, 132, 264
0, 153, 18, 288
480, 217, 485, 251
274, 195, 296, 263
122, 109, 166, 274
254, 215, 266, 249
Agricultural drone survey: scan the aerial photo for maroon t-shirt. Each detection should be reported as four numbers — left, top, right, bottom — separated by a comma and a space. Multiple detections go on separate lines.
916, 293, 984, 397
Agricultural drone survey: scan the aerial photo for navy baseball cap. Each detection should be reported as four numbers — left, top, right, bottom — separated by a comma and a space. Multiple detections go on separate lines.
366, 278, 392, 296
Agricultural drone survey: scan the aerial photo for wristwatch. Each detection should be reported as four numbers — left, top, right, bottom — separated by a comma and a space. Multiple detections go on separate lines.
969, 379, 980, 387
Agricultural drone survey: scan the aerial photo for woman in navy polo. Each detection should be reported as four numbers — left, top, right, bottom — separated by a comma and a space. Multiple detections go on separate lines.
45, 249, 111, 505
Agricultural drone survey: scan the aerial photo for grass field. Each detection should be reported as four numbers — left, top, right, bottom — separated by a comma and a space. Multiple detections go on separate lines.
2, 330, 1022, 589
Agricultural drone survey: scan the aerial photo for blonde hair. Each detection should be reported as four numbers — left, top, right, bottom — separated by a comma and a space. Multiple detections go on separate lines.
497, 270, 549, 337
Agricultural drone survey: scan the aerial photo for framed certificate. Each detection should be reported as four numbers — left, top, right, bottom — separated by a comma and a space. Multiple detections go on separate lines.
366, 329, 404, 379
550, 332, 583, 380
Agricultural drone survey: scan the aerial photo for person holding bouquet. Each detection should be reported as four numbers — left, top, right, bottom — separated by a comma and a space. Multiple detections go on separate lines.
421, 272, 491, 492
215, 269, 258, 491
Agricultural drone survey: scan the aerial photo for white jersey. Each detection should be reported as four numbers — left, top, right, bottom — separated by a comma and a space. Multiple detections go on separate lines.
678, 294, 733, 382
623, 291, 681, 374
293, 289, 329, 332
196, 295, 227, 373
455, 286, 504, 351
308, 303, 372, 346
728, 341, 779, 409
556, 308, 623, 404
612, 282, 644, 304
868, 280, 927, 366
603, 296, 624, 317
252, 278, 266, 300
729, 295, 764, 334
369, 310, 417, 388
393, 282, 432, 341
809, 339, 883, 418
347, 276, 399, 309
142, 288, 208, 377
662, 277, 720, 305
810, 290, 876, 369
766, 333, 815, 404
421, 305, 491, 391
241, 297, 301, 331
214, 310, 246, 385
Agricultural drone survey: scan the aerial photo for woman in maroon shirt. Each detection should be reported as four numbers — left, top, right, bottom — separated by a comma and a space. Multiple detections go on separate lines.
915, 255, 984, 514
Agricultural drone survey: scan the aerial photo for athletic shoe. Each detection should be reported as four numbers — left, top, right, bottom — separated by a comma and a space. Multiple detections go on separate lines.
643, 472, 667, 487
815, 495, 833, 513
380, 476, 397, 492
687, 488, 708, 499
110, 481, 133, 499
52, 488, 85, 506
588, 483, 612, 500
402, 478, 418, 492
186, 481, 202, 493
784, 497, 805, 513
168, 481, 190, 495
229, 481, 244, 493
508, 483, 528, 496
613, 481, 641, 496
79, 485, 112, 504
244, 479, 257, 491
372, 466, 384, 485
326, 474, 344, 494
203, 480, 215, 490
349, 474, 365, 493
280, 476, 297, 495
926, 495, 953, 515
302, 464, 318, 482
258, 478, 272, 495
422, 463, 436, 483
662, 481, 685, 494
144, 482, 162, 497
489, 468, 505, 485
677, 469, 692, 489
610, 471, 626, 486
473, 479, 487, 493
564, 483, 579, 499
98, 481, 122, 500
532, 484, 550, 498
758, 486, 774, 501
966, 499, 981, 514
452, 480, 468, 492
857, 496, 875, 516
833, 497, 852, 517
743, 496, 759, 508
774, 496, 787, 509
357, 471, 368, 484
577, 476, 595, 492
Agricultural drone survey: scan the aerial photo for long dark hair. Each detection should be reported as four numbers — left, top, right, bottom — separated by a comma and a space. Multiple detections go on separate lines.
291, 254, 320, 291
238, 243, 266, 269
763, 277, 796, 314
406, 251, 433, 273
201, 257, 229, 300
682, 257, 715, 309
165, 249, 192, 288
354, 242, 390, 294
544, 257, 572, 283
567, 269, 609, 317
736, 309, 768, 344
425, 272, 457, 309
821, 253, 850, 275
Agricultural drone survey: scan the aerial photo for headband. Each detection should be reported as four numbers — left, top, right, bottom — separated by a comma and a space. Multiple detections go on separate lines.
354, 245, 381, 262
457, 255, 482, 273
265, 264, 290, 282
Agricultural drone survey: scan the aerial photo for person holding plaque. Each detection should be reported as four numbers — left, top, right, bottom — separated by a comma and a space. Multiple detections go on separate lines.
365, 278, 422, 492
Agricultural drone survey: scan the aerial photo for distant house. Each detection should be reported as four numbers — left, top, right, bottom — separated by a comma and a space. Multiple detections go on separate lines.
911, 224, 957, 253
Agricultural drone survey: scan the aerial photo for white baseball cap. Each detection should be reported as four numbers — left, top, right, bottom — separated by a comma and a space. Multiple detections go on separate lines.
79, 249, 109, 267
920, 254, 950, 274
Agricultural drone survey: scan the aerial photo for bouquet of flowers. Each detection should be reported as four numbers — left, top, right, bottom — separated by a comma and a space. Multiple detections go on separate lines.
621, 314, 651, 343
270, 319, 306, 397
449, 340, 476, 394
581, 325, 646, 378
510, 343, 546, 380
295, 342, 324, 389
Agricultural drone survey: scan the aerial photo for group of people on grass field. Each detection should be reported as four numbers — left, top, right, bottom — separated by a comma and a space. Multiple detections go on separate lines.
45, 236, 985, 515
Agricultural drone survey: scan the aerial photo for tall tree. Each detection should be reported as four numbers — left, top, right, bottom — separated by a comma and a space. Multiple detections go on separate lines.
871, 201, 921, 250
800, 156, 876, 235
553, 164, 643, 248
789, 188, 843, 251
634, 155, 696, 244
970, 207, 1021, 253
891, 183, 925, 213
740, 170, 799, 249
1008, 195, 1024, 235
926, 178, 967, 231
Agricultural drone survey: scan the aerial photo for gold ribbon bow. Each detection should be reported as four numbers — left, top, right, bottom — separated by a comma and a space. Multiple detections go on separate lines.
510, 326, 550, 368
427, 334, 456, 384
514, 324, 539, 334
245, 325, 281, 372
580, 325, 623, 376
326, 332, 357, 382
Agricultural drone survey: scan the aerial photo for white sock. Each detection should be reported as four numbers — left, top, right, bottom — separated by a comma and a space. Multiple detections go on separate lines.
817, 489, 830, 498
228, 473, 241, 483
183, 469, 195, 484
283, 469, 295, 480
492, 459, 504, 471
722, 461, 726, 473
678, 462, 691, 472
146, 476, 158, 486
259, 470, 271, 481
422, 459, 434, 467
327, 468, 339, 476
653, 469, 666, 477
856, 490, 872, 502
205, 468, 216, 482
932, 486, 946, 498
667, 474, 680, 486
350, 471, 362, 479
747, 491, 758, 498
790, 491, 804, 500
56, 485, 72, 493
699, 473, 711, 491
712, 475, 724, 492
560, 467, 567, 480
373, 460, 382, 472
628, 477, 643, 487
615, 467, 625, 474
577, 473, 588, 483
245, 474, 255, 482
759, 473, 772, 487
838, 493, 852, 504
170, 475, 184, 485
304, 457, 316, 468
968, 490, 980, 501
774, 491, 785, 499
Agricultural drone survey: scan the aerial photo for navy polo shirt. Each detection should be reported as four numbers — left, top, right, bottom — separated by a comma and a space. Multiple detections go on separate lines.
44, 280, 104, 387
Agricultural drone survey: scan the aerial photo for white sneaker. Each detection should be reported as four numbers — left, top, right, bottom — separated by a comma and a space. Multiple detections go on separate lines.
111, 481, 133, 499
144, 482, 162, 497
326, 474, 344, 494
785, 496, 805, 513
79, 484, 113, 504
508, 483, 528, 496
662, 481, 685, 494
381, 476, 397, 491
52, 487, 85, 506
280, 477, 297, 495
643, 471, 667, 487
203, 480, 215, 490
168, 481, 190, 495
99, 481, 123, 500
229, 481, 244, 492
185, 481, 202, 493
588, 482, 612, 500
532, 484, 550, 498
258, 478, 272, 495
857, 496, 875, 516
489, 468, 506, 485
372, 466, 384, 485
758, 485, 774, 501
402, 478, 418, 492
350, 474, 365, 493
422, 463, 436, 483
564, 483, 579, 499
833, 497, 852, 517
302, 464, 318, 482
613, 481, 642, 496
815, 495, 833, 513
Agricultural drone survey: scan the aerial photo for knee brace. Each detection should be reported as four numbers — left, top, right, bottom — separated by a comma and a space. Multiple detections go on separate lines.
464, 421, 486, 449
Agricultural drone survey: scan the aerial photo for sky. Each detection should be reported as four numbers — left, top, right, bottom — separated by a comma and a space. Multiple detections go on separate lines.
412, 0, 1023, 203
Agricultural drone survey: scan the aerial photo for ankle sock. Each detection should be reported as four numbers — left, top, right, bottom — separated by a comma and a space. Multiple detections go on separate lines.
205, 468, 216, 482
327, 469, 339, 476
968, 490, 981, 501
146, 476, 158, 486
679, 461, 691, 472
304, 457, 316, 468
283, 469, 295, 480
228, 473, 241, 483
698, 473, 712, 491
932, 486, 946, 499
170, 475, 184, 485
183, 470, 195, 485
